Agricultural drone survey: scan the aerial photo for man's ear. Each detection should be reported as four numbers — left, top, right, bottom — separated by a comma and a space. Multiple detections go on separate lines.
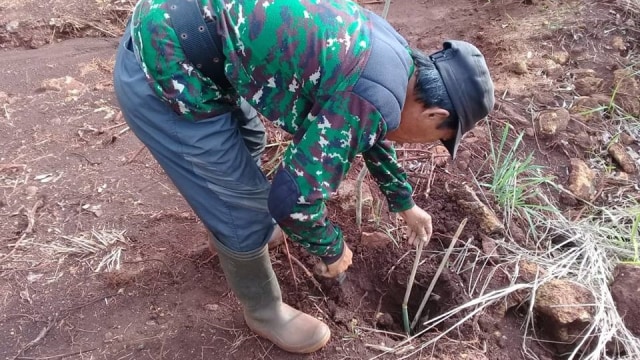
421, 107, 449, 121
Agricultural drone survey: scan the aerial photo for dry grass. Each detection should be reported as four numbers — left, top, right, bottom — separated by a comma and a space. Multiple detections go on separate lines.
39, 229, 128, 272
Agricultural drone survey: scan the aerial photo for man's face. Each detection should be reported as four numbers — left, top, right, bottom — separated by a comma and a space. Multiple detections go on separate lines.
386, 95, 457, 144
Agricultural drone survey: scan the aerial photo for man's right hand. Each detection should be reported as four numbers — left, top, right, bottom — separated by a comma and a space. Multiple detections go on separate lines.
315, 244, 353, 278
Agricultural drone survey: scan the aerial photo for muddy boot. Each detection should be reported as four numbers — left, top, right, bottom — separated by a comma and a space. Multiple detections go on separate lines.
213, 239, 331, 353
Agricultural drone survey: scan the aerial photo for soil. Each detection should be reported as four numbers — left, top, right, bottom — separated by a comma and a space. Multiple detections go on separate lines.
1, 0, 639, 359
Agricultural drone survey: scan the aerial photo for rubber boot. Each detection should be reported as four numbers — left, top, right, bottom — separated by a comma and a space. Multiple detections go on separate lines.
207, 226, 284, 255
213, 239, 331, 353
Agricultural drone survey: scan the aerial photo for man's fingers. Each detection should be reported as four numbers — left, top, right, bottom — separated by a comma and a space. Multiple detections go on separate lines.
407, 228, 417, 245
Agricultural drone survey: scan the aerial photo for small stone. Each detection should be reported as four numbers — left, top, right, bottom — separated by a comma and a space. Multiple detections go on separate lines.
611, 36, 626, 52
0, 91, 8, 105
136, 343, 145, 350
145, 320, 157, 326
361, 231, 389, 249
375, 312, 394, 328
536, 108, 570, 137
569, 68, 596, 80
535, 280, 594, 343
525, 127, 535, 137
574, 77, 604, 96
620, 133, 636, 145
104, 331, 113, 340
609, 143, 637, 174
517, 260, 548, 283
613, 69, 640, 116
6, 20, 19, 33
567, 158, 596, 200
480, 234, 499, 263
457, 160, 469, 172
25, 186, 39, 198
433, 145, 449, 167
509, 60, 528, 75
573, 132, 597, 150
549, 51, 570, 65
332, 179, 373, 214
456, 185, 503, 234
204, 304, 219, 311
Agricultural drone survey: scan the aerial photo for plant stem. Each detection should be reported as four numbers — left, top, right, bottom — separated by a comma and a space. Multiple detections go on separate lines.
411, 218, 467, 331
402, 239, 424, 334
355, 167, 369, 229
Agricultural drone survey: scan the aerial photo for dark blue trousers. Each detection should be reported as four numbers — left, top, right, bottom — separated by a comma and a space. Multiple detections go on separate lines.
113, 27, 274, 253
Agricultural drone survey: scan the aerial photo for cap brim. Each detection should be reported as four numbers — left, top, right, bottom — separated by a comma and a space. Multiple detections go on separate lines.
441, 123, 462, 159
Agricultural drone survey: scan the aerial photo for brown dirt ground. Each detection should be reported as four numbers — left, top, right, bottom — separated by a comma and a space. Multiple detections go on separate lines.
1, 0, 639, 359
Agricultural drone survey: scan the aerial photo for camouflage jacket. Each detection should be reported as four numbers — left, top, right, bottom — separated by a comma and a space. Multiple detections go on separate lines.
131, 0, 415, 261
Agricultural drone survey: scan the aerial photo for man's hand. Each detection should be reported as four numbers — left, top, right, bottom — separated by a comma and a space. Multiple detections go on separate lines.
399, 205, 433, 246
314, 244, 353, 278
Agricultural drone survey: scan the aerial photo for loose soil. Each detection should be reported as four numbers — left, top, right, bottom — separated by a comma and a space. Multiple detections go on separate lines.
1, 0, 639, 359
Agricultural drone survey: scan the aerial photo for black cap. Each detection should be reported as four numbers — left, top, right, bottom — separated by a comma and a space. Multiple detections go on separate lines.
430, 40, 495, 158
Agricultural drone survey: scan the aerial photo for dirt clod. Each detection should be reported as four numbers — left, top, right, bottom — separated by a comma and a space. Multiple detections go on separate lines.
509, 60, 529, 75
535, 108, 570, 137
361, 231, 390, 249
612, 68, 640, 116
454, 185, 503, 234
548, 50, 570, 65
608, 143, 637, 174
535, 280, 595, 344
610, 264, 640, 337
567, 158, 596, 200
620, 132, 636, 146
611, 36, 626, 52
332, 178, 373, 214
574, 76, 604, 96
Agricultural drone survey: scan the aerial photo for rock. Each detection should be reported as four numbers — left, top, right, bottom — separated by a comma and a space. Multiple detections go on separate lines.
548, 51, 570, 65
569, 68, 596, 80
332, 305, 354, 325
570, 94, 609, 122
333, 178, 373, 214
533, 91, 558, 107
204, 304, 219, 312
38, 76, 89, 99
530, 58, 562, 78
613, 69, 640, 116
496, 102, 529, 126
0, 91, 8, 105
611, 36, 626, 52
5, 20, 19, 33
480, 234, 499, 263
433, 145, 450, 167
574, 77, 604, 96
455, 185, 503, 234
360, 231, 389, 249
573, 132, 597, 151
524, 127, 535, 137
535, 108, 570, 137
535, 280, 595, 344
608, 143, 637, 174
518, 260, 548, 283
374, 312, 394, 328
620, 133, 636, 145
567, 158, 595, 200
456, 150, 472, 171
610, 264, 640, 337
509, 60, 528, 75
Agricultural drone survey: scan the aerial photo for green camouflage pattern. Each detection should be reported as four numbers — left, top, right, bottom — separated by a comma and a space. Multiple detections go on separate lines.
130, 0, 414, 259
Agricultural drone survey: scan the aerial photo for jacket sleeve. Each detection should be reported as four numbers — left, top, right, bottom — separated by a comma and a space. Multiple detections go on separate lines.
267, 92, 384, 263
362, 140, 415, 213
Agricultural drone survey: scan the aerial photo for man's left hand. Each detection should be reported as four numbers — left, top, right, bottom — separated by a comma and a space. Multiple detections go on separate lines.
399, 205, 433, 246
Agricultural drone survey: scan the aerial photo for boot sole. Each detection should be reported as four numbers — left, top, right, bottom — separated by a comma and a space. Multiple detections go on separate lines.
247, 323, 331, 354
